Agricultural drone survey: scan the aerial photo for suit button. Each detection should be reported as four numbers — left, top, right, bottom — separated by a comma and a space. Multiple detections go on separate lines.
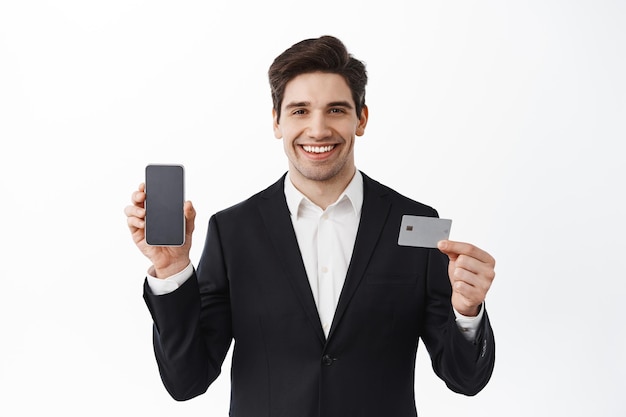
322, 355, 334, 366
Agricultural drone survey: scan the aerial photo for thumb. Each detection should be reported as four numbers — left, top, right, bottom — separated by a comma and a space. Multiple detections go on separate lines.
184, 200, 196, 234
437, 240, 458, 260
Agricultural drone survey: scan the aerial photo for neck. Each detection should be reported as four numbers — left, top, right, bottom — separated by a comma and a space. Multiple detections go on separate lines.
289, 168, 356, 210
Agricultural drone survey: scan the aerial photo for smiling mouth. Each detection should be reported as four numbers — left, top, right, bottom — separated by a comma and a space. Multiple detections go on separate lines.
302, 145, 336, 154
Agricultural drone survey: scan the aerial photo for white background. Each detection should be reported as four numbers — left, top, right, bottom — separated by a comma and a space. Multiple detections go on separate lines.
1, 1, 625, 415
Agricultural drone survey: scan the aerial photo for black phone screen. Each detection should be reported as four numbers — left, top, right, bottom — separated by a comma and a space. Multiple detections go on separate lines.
144, 164, 185, 246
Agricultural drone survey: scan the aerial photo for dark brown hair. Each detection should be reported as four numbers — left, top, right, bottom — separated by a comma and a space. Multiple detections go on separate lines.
268, 35, 367, 122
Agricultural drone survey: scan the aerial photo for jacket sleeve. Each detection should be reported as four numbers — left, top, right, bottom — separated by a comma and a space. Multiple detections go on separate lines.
420, 247, 496, 396
143, 214, 233, 401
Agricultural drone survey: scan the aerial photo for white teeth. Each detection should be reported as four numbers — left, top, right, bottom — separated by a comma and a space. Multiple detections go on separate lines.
302, 145, 335, 153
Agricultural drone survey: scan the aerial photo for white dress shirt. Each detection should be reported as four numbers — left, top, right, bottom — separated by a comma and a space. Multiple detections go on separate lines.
147, 170, 483, 340
284, 171, 363, 337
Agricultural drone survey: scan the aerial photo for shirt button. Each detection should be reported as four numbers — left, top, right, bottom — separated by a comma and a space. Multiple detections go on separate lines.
321, 214, 329, 220
321, 266, 328, 273
322, 355, 334, 366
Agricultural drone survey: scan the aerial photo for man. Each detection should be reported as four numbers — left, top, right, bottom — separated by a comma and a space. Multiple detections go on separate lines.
125, 35, 496, 416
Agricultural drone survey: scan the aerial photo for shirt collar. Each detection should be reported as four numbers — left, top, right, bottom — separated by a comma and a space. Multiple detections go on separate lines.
284, 170, 364, 220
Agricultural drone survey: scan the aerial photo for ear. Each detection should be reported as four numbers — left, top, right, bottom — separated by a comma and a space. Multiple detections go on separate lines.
356, 105, 368, 137
272, 108, 282, 139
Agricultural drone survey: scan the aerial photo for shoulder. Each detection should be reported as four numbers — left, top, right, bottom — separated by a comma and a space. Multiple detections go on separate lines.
361, 171, 439, 217
212, 174, 286, 220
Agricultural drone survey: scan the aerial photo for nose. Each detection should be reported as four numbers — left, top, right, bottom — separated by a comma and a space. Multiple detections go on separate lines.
306, 112, 332, 140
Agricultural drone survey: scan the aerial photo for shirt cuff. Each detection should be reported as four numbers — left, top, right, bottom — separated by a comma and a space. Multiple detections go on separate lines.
146, 262, 194, 296
453, 303, 484, 342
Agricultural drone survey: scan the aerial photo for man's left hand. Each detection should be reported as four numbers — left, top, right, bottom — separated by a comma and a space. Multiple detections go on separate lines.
437, 240, 496, 317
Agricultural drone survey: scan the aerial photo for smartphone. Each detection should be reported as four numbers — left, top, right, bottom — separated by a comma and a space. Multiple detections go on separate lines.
144, 164, 185, 246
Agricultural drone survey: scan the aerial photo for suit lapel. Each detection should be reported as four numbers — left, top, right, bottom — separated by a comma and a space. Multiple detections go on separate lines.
258, 175, 327, 345
327, 173, 392, 341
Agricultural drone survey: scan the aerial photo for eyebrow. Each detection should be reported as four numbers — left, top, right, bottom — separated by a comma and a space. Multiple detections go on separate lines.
328, 101, 354, 109
284, 101, 310, 110
283, 100, 354, 110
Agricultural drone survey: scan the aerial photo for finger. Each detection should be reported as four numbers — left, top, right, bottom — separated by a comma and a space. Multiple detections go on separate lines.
126, 215, 145, 235
451, 265, 478, 284
438, 240, 495, 266
451, 266, 491, 289
130, 183, 146, 205
450, 264, 494, 302
452, 279, 480, 299
454, 254, 495, 278
452, 271, 490, 301
184, 200, 196, 220
184, 201, 195, 227
124, 203, 146, 237
132, 189, 146, 206
124, 204, 145, 221
451, 283, 483, 314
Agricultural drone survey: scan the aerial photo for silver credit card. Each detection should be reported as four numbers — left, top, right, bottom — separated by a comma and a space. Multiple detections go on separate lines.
398, 215, 452, 248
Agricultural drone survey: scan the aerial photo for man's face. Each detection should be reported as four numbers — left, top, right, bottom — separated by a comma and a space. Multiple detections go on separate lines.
273, 72, 368, 186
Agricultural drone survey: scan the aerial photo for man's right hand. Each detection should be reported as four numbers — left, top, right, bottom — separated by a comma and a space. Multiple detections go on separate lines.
124, 182, 196, 278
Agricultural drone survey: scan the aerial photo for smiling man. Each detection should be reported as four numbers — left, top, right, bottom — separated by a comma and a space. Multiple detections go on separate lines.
273, 71, 367, 209
126, 35, 496, 416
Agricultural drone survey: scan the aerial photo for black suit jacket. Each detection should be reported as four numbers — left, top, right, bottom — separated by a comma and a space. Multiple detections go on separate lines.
143, 172, 495, 417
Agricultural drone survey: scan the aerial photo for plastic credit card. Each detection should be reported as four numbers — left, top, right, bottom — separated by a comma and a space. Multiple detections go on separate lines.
397, 215, 452, 248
